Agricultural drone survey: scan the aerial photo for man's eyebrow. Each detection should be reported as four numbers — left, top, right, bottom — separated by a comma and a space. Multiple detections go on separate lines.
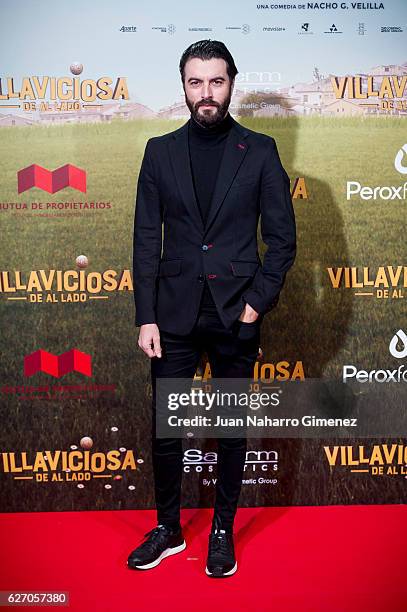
187, 75, 226, 82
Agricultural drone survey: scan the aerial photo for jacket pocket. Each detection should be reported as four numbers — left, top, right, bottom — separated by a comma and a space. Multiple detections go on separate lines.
231, 179, 257, 188
230, 260, 259, 277
158, 259, 182, 277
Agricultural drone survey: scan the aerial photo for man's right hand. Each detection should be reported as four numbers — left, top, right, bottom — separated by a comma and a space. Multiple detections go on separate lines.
138, 324, 162, 359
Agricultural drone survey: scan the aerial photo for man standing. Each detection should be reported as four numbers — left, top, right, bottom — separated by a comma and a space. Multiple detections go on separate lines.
128, 40, 296, 577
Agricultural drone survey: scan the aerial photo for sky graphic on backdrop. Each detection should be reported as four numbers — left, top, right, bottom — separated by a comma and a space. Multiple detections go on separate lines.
0, 0, 406, 111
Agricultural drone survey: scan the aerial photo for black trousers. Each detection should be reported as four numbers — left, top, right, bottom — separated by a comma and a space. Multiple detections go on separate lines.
151, 282, 261, 532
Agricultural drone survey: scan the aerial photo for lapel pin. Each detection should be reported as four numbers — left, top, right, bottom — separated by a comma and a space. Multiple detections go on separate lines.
237, 143, 246, 150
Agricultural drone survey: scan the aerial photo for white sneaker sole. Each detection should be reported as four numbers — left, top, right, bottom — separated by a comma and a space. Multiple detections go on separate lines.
205, 561, 238, 577
128, 540, 186, 570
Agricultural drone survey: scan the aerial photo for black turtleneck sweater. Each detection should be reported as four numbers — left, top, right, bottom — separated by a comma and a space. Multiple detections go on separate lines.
188, 111, 234, 308
188, 111, 234, 226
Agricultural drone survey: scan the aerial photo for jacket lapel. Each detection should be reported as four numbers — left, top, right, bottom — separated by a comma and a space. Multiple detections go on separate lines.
204, 121, 249, 236
168, 122, 204, 234
168, 117, 250, 236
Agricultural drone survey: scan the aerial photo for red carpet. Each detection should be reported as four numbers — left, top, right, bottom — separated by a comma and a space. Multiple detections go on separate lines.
0, 505, 406, 611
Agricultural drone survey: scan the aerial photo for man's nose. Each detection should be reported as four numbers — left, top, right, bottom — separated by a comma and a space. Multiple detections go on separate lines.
201, 82, 213, 99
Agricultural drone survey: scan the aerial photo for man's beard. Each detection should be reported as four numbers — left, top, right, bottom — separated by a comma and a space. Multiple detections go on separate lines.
185, 88, 232, 128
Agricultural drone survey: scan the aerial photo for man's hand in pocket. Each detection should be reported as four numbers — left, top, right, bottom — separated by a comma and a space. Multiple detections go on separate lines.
238, 302, 259, 323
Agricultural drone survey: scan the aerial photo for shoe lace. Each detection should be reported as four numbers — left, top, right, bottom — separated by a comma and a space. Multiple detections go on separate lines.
138, 525, 170, 554
209, 531, 231, 561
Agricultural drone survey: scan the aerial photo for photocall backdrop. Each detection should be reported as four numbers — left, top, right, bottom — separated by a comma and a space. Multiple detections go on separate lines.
0, 0, 406, 512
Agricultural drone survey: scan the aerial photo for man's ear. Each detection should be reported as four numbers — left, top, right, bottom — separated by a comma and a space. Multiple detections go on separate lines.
230, 78, 235, 96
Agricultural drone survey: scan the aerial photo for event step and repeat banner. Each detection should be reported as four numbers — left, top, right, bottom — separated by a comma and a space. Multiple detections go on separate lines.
0, 0, 406, 512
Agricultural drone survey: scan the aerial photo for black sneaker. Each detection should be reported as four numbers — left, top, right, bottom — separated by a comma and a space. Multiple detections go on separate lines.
205, 529, 237, 577
127, 524, 186, 570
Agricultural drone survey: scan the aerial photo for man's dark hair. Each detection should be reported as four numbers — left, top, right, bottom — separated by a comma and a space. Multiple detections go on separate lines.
179, 39, 238, 83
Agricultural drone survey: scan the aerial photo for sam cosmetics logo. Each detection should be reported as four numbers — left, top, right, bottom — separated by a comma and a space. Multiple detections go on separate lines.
346, 145, 407, 201
343, 330, 407, 383
183, 448, 278, 476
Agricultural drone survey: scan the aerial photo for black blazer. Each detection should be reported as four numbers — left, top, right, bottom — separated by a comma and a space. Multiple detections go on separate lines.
133, 115, 296, 335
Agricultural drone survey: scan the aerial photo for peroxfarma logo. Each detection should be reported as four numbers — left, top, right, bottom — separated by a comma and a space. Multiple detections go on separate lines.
346, 145, 407, 201
343, 330, 407, 383
389, 329, 407, 359
394, 144, 407, 175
